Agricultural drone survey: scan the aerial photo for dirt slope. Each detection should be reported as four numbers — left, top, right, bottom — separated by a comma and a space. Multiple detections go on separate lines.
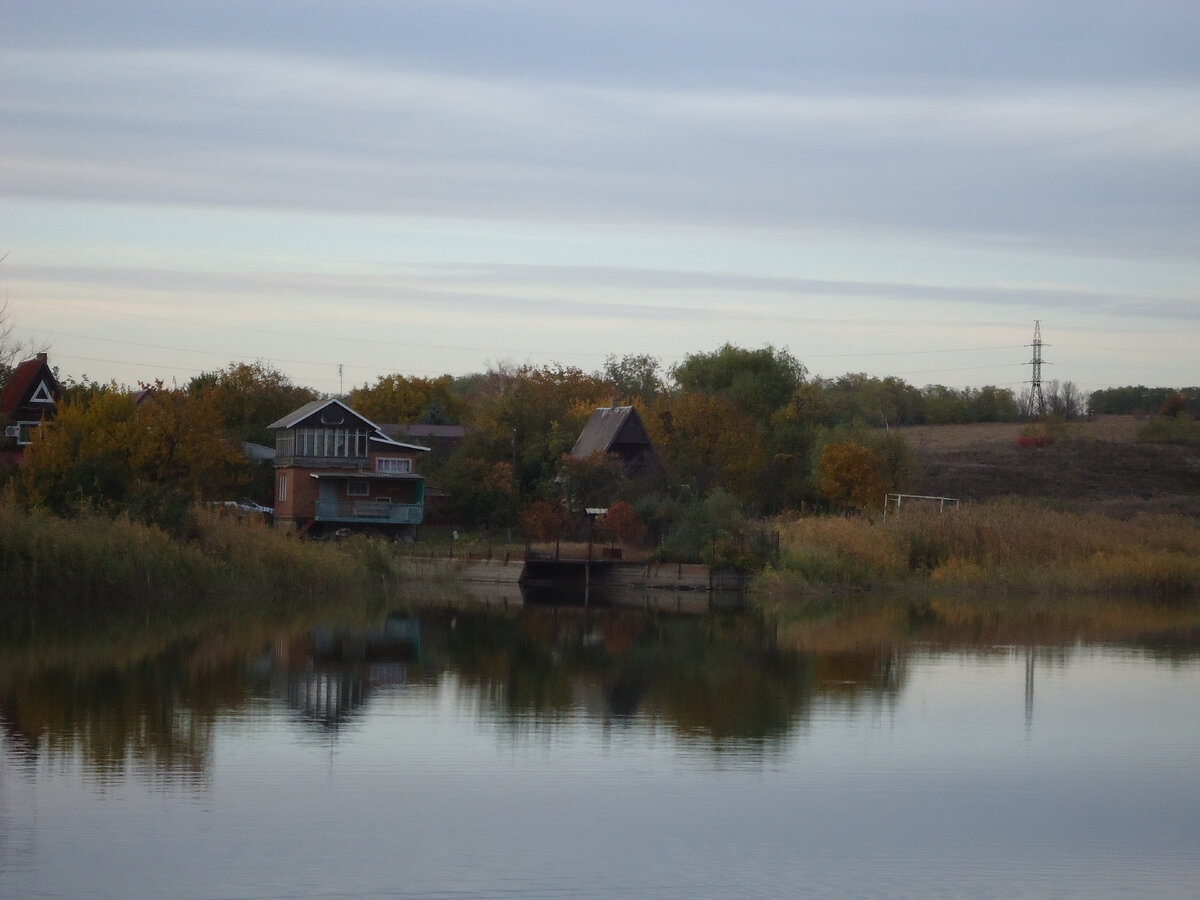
900, 416, 1200, 518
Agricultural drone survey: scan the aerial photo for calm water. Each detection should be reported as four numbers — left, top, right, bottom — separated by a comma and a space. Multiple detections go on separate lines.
2, 598, 1198, 899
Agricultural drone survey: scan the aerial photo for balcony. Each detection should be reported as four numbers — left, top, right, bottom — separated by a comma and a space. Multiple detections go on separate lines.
314, 500, 424, 525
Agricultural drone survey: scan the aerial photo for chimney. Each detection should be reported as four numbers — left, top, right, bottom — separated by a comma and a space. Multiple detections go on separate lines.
37, 352, 47, 362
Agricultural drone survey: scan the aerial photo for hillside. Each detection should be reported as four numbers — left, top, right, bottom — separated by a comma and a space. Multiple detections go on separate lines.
901, 416, 1200, 518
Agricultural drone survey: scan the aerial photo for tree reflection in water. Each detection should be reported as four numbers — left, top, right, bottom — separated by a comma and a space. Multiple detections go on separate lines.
2, 592, 1197, 781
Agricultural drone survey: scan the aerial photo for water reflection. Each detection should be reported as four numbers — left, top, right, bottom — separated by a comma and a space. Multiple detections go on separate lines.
2, 594, 1198, 783
274, 617, 422, 728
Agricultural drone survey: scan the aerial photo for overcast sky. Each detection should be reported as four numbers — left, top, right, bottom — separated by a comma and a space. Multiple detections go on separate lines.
3, 1, 1198, 396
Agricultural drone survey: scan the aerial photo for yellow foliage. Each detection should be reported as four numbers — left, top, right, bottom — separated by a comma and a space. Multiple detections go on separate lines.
20, 386, 247, 509
817, 441, 890, 509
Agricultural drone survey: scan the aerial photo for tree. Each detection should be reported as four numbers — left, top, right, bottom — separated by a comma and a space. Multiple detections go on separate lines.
643, 391, 767, 504
1160, 392, 1188, 418
347, 373, 465, 425
603, 500, 645, 546
1045, 380, 1085, 420
816, 441, 891, 510
188, 361, 318, 445
557, 451, 626, 517
522, 499, 570, 543
20, 386, 248, 521
0, 298, 46, 387
823, 373, 922, 428
464, 364, 613, 501
604, 353, 664, 404
439, 456, 518, 529
671, 344, 807, 422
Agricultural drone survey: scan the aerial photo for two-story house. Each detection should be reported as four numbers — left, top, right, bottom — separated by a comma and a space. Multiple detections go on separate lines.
269, 398, 430, 538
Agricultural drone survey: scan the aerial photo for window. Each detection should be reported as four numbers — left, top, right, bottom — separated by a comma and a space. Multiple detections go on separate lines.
376, 456, 412, 474
277, 474, 287, 502
30, 381, 54, 404
14, 422, 40, 446
293, 426, 369, 458
346, 481, 369, 497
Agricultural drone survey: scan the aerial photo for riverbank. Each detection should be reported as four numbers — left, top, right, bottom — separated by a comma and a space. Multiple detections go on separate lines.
4, 496, 1198, 630
0, 500, 406, 619
758, 499, 1200, 605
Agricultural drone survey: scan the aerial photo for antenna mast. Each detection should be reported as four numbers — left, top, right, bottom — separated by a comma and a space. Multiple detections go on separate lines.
1026, 321, 1049, 418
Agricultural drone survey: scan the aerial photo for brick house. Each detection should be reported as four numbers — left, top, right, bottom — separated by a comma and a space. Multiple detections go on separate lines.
269, 399, 430, 538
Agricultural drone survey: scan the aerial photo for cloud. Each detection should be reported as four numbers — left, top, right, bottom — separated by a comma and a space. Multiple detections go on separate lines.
4, 40, 1200, 255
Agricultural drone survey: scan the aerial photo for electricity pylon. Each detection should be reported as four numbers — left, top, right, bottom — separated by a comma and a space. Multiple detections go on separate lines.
1025, 320, 1049, 418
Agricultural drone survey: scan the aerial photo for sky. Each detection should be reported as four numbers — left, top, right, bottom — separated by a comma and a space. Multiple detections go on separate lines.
2, 1, 1198, 397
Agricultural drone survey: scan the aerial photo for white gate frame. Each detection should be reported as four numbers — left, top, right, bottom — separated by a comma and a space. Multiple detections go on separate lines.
884, 493, 959, 519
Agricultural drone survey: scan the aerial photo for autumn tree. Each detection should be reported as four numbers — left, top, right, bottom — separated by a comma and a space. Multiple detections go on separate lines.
464, 364, 614, 500
21, 386, 248, 525
188, 361, 318, 445
816, 441, 891, 510
521, 499, 570, 544
20, 389, 137, 514
602, 500, 645, 546
347, 373, 465, 425
644, 391, 767, 504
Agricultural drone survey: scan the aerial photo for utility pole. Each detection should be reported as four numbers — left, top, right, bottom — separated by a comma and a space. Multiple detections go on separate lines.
1026, 321, 1049, 418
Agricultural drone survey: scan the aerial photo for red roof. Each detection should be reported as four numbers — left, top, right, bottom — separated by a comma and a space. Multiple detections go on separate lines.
0, 353, 60, 417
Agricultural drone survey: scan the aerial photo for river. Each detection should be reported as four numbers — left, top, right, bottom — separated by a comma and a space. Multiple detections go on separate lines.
1, 593, 1198, 898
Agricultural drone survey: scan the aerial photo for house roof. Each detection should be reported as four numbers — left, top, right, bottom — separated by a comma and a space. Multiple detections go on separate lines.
382, 424, 467, 439
268, 398, 357, 430
268, 398, 430, 451
0, 353, 61, 418
569, 405, 651, 459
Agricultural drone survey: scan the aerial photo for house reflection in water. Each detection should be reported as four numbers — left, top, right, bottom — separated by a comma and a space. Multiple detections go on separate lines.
271, 616, 421, 728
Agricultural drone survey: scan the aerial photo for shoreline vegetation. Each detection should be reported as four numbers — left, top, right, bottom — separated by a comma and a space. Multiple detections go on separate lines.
2, 496, 1198, 678
761, 499, 1200, 603
3, 494, 1198, 615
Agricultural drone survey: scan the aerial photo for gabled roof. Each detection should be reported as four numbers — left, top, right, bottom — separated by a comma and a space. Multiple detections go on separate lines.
569, 405, 652, 459
0, 353, 61, 418
268, 398, 360, 431
269, 398, 430, 451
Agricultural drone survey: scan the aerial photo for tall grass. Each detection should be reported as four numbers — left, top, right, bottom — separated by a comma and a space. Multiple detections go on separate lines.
0, 498, 409, 620
761, 500, 1200, 600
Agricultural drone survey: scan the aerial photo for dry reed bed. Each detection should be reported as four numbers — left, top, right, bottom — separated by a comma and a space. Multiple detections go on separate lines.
764, 500, 1200, 599
0, 500, 409, 612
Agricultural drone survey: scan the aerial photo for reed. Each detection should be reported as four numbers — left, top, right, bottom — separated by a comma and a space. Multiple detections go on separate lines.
0, 498, 410, 619
762, 500, 1200, 601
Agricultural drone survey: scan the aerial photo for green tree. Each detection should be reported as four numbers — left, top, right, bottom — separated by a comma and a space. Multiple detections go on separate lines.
465, 364, 613, 500
670, 344, 806, 423
557, 451, 627, 517
439, 456, 518, 529
188, 361, 318, 446
604, 353, 665, 404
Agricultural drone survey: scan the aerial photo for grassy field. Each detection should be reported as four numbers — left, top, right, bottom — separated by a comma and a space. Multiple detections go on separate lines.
899, 415, 1200, 518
